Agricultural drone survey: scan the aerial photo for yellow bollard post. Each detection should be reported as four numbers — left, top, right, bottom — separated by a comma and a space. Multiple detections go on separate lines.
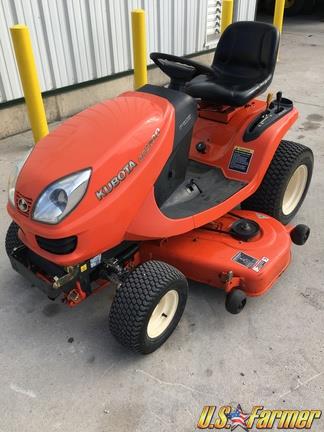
273, 0, 285, 33
10, 25, 48, 143
131, 9, 148, 89
220, 0, 233, 34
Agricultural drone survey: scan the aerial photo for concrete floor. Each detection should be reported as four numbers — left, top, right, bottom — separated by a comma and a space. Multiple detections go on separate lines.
0, 16, 323, 432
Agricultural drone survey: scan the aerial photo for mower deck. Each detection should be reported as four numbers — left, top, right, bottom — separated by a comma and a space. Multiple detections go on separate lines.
140, 210, 293, 297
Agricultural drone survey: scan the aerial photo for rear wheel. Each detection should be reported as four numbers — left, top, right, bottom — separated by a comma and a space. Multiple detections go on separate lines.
5, 222, 23, 257
241, 141, 313, 225
109, 260, 188, 354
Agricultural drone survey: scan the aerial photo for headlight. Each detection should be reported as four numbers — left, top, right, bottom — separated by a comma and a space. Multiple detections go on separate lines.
8, 149, 33, 206
32, 169, 91, 224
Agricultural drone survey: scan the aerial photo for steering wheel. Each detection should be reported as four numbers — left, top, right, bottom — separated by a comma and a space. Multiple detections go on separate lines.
150, 52, 215, 83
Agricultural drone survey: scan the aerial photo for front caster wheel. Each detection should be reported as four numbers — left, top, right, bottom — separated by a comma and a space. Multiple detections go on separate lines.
291, 224, 310, 245
109, 260, 188, 354
225, 289, 247, 314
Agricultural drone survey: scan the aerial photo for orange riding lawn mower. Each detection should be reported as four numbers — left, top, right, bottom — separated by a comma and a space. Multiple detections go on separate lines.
6, 22, 313, 354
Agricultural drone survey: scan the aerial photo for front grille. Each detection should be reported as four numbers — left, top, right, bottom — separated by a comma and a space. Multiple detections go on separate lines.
36, 235, 77, 255
15, 192, 33, 217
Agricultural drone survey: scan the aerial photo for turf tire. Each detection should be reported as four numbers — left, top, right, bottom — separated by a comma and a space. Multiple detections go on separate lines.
241, 140, 313, 224
109, 260, 188, 354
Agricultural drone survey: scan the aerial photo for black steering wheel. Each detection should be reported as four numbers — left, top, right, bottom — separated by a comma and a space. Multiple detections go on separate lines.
150, 52, 215, 84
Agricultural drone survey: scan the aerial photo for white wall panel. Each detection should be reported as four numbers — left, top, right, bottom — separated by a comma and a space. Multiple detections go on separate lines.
0, 0, 256, 103
234, 0, 257, 22
41, 0, 76, 87
0, 0, 22, 101
14, 0, 54, 89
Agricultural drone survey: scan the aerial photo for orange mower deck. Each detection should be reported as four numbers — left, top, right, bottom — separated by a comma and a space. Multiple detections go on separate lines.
140, 210, 292, 297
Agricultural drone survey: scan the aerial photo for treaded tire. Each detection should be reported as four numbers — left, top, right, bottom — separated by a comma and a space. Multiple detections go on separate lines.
5, 222, 23, 257
241, 140, 313, 225
109, 260, 188, 354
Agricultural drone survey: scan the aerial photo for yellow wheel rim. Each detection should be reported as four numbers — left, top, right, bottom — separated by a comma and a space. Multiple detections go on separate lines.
147, 290, 179, 339
282, 164, 308, 215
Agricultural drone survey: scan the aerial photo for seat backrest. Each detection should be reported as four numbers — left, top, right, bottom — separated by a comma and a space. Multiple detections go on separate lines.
212, 21, 280, 78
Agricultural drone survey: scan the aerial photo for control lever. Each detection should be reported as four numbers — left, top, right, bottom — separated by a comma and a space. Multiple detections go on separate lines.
260, 92, 273, 120
266, 92, 273, 111
276, 91, 282, 113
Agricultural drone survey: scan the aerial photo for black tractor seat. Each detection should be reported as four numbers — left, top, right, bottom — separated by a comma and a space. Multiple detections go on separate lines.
185, 21, 280, 107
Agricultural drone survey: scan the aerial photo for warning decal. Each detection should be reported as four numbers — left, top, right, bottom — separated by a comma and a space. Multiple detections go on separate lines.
252, 257, 269, 272
229, 146, 254, 173
232, 251, 258, 268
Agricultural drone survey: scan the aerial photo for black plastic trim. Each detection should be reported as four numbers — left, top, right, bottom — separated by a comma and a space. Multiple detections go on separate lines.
139, 84, 198, 209
102, 241, 138, 262
139, 84, 197, 149
36, 235, 77, 255
243, 98, 293, 142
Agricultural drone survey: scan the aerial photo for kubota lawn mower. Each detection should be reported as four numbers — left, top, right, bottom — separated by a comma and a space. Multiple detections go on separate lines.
6, 22, 313, 354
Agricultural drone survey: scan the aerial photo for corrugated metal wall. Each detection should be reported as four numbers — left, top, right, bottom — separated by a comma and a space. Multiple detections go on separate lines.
234, 0, 257, 23
0, 0, 256, 104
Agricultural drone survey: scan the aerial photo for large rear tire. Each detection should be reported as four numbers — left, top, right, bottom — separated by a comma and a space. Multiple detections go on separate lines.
109, 260, 188, 354
241, 141, 313, 225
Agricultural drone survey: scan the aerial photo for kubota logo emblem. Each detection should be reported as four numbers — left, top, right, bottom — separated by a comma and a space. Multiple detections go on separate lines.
96, 128, 161, 201
17, 197, 28, 212
95, 160, 137, 200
